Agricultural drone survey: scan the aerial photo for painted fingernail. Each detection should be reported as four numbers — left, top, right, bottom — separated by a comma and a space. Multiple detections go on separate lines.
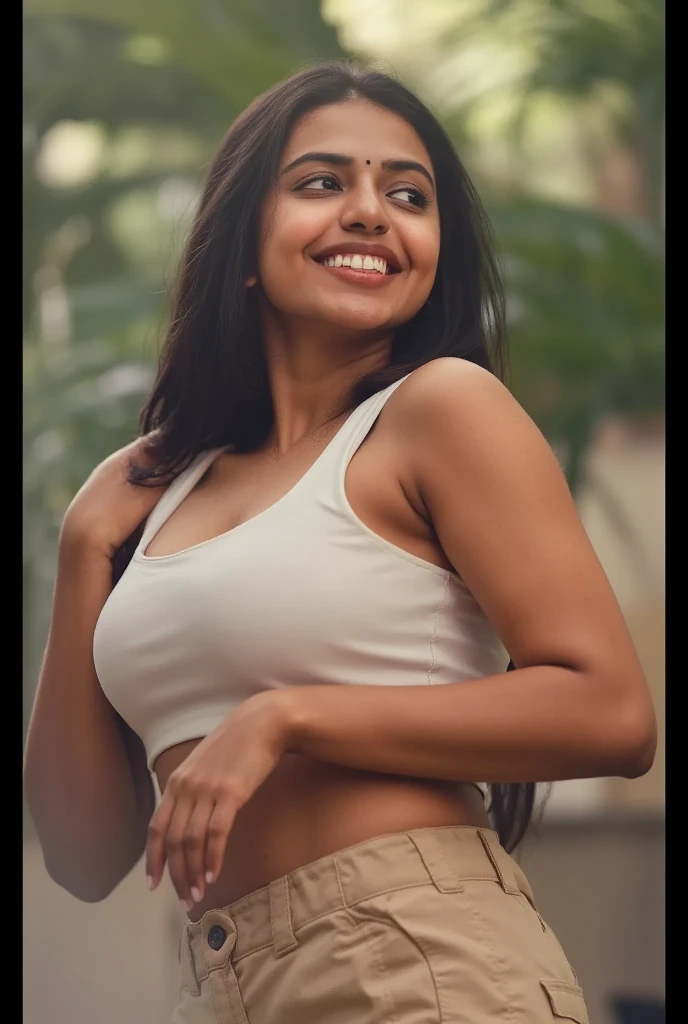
183, 898, 194, 912
146, 875, 154, 891
205, 871, 215, 884
190, 887, 201, 903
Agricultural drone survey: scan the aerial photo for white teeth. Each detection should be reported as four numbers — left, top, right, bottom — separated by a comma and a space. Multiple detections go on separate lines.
319, 253, 390, 273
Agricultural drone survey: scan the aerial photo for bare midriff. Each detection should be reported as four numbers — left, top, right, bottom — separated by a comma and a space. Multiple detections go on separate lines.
154, 741, 490, 921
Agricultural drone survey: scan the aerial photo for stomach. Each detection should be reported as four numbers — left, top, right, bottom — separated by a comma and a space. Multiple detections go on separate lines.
154, 740, 491, 921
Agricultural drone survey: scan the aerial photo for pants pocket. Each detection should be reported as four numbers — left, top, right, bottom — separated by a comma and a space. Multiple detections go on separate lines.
348, 896, 442, 1023
540, 979, 589, 1023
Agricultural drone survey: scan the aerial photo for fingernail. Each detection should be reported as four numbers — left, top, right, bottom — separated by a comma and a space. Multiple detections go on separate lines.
183, 899, 194, 912
190, 886, 201, 903
205, 871, 215, 884
146, 875, 154, 891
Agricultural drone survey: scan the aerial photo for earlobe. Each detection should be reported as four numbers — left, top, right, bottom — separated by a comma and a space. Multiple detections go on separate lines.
246, 275, 258, 288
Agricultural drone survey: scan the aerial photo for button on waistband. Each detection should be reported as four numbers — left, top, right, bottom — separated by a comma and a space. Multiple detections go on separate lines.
207, 925, 227, 951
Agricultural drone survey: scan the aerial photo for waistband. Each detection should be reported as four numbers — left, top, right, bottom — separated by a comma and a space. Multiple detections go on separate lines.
179, 826, 535, 993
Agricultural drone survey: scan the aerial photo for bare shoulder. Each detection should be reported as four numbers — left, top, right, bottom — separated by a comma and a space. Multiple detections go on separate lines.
386, 357, 554, 471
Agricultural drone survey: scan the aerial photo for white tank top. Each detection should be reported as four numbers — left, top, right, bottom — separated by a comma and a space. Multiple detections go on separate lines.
94, 373, 507, 771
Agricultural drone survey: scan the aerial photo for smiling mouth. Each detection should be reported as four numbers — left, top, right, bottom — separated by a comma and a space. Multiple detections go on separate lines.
312, 253, 399, 276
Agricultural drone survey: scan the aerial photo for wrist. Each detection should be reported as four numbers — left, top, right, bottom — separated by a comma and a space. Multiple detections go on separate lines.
267, 687, 310, 755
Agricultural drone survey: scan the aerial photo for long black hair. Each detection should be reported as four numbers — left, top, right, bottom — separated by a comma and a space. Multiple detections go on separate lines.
128, 60, 536, 852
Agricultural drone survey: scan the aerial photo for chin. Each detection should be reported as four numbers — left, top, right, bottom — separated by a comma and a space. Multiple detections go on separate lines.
315, 299, 404, 333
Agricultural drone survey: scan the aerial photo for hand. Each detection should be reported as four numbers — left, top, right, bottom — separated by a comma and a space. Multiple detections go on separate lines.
145, 692, 291, 910
60, 434, 166, 560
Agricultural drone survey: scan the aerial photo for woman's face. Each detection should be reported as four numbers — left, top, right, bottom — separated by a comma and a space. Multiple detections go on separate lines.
256, 99, 441, 335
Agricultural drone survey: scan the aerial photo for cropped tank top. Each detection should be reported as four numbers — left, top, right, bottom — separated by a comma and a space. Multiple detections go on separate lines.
93, 373, 507, 771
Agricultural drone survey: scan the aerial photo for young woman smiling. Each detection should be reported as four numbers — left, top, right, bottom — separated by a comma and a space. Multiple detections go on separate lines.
25, 62, 655, 1023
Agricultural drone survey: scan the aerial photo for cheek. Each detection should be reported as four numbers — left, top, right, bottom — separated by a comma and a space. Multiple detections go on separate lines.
404, 218, 441, 280
259, 200, 328, 270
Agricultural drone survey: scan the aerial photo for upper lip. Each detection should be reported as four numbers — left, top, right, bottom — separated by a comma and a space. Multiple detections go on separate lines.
309, 242, 402, 272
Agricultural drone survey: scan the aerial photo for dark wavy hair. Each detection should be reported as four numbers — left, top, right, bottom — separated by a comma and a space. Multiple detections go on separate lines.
126, 60, 536, 852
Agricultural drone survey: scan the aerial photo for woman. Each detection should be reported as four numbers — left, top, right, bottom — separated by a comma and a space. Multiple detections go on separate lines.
24, 62, 656, 1022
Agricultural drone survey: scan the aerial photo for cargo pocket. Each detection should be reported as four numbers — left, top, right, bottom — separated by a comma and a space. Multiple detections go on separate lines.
541, 979, 589, 1023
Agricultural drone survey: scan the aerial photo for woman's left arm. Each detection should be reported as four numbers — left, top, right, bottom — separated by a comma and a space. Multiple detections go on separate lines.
281, 358, 657, 784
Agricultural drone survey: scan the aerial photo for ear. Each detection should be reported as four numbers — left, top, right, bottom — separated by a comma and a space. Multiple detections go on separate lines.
245, 274, 258, 288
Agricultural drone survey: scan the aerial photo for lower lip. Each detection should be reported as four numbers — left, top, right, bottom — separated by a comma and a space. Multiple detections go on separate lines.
312, 260, 399, 289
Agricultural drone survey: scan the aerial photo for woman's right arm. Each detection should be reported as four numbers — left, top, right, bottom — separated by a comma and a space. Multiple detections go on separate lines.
23, 442, 166, 902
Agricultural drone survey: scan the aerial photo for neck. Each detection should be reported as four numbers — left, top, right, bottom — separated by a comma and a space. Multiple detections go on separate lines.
260, 312, 392, 454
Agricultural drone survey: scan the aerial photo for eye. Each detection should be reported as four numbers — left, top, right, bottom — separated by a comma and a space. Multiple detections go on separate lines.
388, 186, 429, 209
294, 174, 342, 193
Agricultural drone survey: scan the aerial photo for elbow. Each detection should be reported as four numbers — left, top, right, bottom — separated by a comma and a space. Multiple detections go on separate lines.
43, 855, 123, 904
611, 700, 658, 779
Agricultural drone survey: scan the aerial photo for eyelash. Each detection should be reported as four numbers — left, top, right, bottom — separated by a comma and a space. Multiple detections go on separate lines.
294, 173, 430, 210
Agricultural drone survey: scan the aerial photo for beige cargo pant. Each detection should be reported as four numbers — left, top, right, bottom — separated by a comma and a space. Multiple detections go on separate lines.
173, 826, 588, 1023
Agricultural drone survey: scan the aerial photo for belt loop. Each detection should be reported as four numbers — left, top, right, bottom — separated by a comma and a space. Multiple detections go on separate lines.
269, 876, 299, 957
478, 828, 520, 895
178, 926, 201, 997
408, 829, 463, 893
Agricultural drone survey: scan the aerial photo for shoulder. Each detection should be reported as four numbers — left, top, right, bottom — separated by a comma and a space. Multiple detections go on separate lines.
385, 357, 563, 492
387, 357, 534, 445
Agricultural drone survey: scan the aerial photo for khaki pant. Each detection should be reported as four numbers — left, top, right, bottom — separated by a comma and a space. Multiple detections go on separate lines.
174, 826, 588, 1023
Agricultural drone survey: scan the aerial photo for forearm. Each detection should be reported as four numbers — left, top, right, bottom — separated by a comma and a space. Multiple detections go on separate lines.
281, 665, 656, 784
24, 544, 146, 899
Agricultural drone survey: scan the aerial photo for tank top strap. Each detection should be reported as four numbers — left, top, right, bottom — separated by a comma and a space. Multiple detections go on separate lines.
302, 370, 414, 501
137, 449, 223, 555
340, 372, 414, 466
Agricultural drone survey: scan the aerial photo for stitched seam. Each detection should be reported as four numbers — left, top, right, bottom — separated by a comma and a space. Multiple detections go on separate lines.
358, 918, 401, 1022
234, 882, 436, 961
233, 941, 273, 965
375, 911, 443, 1023
224, 965, 249, 1024
462, 885, 520, 1023
434, 829, 461, 893
332, 855, 361, 930
269, 876, 297, 954
232, 878, 516, 962
541, 979, 584, 995
427, 575, 451, 684
283, 875, 295, 942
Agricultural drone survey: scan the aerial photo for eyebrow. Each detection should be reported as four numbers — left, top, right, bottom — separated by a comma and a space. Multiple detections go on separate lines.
281, 151, 435, 191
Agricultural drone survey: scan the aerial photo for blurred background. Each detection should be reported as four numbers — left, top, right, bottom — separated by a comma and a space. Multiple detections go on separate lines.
23, 1, 664, 1022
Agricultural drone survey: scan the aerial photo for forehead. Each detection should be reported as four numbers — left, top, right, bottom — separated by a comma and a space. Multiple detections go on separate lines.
282, 99, 433, 171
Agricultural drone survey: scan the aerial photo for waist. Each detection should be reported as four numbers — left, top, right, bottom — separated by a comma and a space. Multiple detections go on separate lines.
156, 749, 491, 915
181, 824, 534, 985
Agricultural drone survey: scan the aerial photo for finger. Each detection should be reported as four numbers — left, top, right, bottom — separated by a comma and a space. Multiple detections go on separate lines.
165, 798, 197, 908
183, 797, 215, 905
204, 801, 237, 886
146, 795, 176, 891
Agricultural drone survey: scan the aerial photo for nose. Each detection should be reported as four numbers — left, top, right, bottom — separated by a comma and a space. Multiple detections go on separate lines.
340, 182, 390, 236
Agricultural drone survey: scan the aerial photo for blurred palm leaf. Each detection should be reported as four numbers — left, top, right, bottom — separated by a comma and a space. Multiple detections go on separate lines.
25, 0, 343, 106
490, 196, 663, 488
